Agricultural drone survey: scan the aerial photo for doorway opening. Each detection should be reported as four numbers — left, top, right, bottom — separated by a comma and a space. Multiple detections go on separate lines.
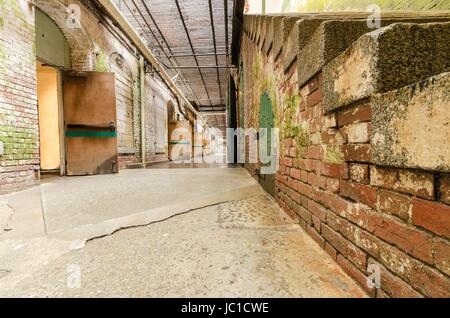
36, 61, 64, 176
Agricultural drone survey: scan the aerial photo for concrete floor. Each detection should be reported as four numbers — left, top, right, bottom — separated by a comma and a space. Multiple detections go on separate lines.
0, 167, 365, 298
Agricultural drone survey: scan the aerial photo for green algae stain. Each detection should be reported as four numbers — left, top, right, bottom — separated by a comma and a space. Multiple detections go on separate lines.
324, 145, 344, 165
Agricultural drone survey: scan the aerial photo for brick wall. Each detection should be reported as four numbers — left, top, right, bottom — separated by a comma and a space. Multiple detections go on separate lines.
238, 14, 450, 297
0, 0, 39, 194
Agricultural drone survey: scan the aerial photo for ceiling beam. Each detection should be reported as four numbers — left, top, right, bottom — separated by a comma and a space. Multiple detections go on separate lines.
127, 0, 200, 103
96, 0, 208, 127
208, 0, 223, 108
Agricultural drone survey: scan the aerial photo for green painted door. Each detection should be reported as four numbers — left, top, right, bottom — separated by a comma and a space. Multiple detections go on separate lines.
258, 90, 275, 196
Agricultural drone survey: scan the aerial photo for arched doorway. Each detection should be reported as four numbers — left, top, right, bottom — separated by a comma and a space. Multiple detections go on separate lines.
35, 6, 118, 176
35, 8, 70, 175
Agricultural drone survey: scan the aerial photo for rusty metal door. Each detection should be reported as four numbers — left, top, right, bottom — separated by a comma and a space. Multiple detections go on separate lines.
63, 71, 118, 176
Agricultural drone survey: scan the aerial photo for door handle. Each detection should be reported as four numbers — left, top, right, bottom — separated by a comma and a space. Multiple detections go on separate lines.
67, 122, 116, 131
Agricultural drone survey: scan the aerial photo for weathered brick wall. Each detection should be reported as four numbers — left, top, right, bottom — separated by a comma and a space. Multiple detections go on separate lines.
0, 0, 176, 191
0, 0, 39, 194
238, 14, 450, 297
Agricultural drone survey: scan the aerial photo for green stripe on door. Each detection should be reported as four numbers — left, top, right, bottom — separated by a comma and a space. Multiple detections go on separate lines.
65, 131, 117, 138
169, 141, 190, 145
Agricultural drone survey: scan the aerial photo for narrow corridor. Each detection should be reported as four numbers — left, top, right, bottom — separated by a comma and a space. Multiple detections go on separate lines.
1, 0, 449, 300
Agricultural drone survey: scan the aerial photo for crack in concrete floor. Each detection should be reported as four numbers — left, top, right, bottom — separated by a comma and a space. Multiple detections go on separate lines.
0, 168, 366, 298
0, 192, 366, 298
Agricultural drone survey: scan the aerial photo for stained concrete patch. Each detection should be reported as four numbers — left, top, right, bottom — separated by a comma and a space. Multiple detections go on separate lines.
0, 204, 13, 232
218, 194, 295, 230
40, 168, 256, 233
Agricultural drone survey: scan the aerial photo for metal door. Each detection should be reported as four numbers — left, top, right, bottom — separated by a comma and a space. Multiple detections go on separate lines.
63, 71, 118, 176
258, 90, 275, 196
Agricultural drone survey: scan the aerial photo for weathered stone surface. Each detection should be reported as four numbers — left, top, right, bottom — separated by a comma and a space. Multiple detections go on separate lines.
273, 16, 303, 60
323, 22, 450, 111
265, 16, 282, 55
371, 72, 450, 172
282, 18, 325, 72
298, 20, 372, 88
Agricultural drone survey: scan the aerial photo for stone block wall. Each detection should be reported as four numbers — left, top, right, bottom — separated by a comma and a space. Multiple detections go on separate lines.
238, 14, 450, 297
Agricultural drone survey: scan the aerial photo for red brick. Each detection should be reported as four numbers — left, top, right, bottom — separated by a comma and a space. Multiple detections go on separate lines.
297, 182, 313, 198
412, 198, 450, 238
378, 189, 410, 221
349, 164, 369, 184
298, 159, 321, 173
323, 114, 337, 129
371, 167, 434, 200
340, 181, 378, 209
307, 225, 325, 247
326, 210, 342, 232
368, 260, 424, 298
337, 255, 374, 296
289, 147, 297, 158
339, 219, 380, 258
299, 170, 308, 183
434, 239, 450, 276
378, 242, 450, 298
305, 75, 320, 94
321, 129, 345, 144
283, 157, 293, 167
306, 88, 323, 108
324, 194, 354, 217
290, 168, 301, 180
326, 177, 340, 193
282, 138, 292, 147
293, 203, 312, 225
324, 242, 337, 260
322, 224, 367, 270
307, 172, 327, 189
287, 177, 297, 191
370, 214, 433, 264
321, 162, 348, 179
297, 110, 310, 121
337, 102, 372, 127
439, 174, 450, 205
306, 145, 323, 160
308, 200, 327, 221
343, 144, 372, 162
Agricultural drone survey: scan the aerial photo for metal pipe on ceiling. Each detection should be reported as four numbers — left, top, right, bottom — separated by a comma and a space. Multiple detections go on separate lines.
126, 0, 200, 104
96, 0, 208, 127
174, 0, 213, 107
208, 0, 224, 131
224, 0, 229, 62
168, 52, 228, 58
164, 65, 231, 69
